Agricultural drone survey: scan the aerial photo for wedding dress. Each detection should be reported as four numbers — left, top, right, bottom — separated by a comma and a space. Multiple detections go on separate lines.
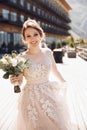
14, 50, 71, 130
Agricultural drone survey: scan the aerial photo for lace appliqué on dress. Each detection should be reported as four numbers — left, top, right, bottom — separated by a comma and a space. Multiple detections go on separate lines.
40, 98, 57, 120
26, 82, 57, 128
27, 104, 38, 128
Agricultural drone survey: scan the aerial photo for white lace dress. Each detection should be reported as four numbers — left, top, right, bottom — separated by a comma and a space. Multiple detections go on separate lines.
14, 50, 71, 130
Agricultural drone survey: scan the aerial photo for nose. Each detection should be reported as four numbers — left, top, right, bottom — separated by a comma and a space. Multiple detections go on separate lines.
31, 35, 36, 40
30, 37, 36, 43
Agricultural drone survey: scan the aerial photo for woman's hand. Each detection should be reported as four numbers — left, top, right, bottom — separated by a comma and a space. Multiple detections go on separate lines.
10, 74, 23, 86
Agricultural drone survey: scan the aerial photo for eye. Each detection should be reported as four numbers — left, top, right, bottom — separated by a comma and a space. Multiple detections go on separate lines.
34, 33, 38, 37
26, 35, 31, 38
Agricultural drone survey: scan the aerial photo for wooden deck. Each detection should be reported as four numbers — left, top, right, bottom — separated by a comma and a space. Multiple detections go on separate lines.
0, 54, 87, 130
58, 54, 87, 130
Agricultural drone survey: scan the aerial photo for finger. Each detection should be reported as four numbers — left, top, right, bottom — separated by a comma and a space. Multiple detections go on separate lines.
10, 77, 18, 84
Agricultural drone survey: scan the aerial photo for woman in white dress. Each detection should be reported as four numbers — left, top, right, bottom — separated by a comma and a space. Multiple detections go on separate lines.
10, 19, 71, 130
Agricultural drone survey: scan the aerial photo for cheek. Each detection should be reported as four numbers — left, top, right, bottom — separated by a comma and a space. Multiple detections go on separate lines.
23, 37, 27, 43
23, 35, 27, 40
37, 36, 42, 41
25, 37, 30, 42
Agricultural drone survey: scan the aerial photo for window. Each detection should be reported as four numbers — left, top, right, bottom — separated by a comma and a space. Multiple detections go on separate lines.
0, 32, 8, 46
2, 9, 9, 20
42, 10, 44, 16
45, 13, 48, 19
10, 0, 17, 3
7, 33, 11, 44
42, 22, 45, 27
0, 31, 4, 46
37, 21, 40, 25
20, 15, 24, 22
13, 33, 22, 45
10, 12, 17, 22
33, 5, 36, 12
20, 0, 24, 6
27, 2, 31, 10
37, 8, 40, 15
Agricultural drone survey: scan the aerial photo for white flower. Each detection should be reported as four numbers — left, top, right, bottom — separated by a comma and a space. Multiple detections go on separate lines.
1, 55, 11, 64
10, 58, 18, 66
1, 58, 8, 64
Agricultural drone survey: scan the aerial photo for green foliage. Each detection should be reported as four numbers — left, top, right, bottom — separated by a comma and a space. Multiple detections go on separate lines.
55, 40, 62, 48
61, 41, 68, 46
79, 38, 84, 44
68, 36, 75, 48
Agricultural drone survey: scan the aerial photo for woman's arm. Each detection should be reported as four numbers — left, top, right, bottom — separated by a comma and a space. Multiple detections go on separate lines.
50, 50, 66, 83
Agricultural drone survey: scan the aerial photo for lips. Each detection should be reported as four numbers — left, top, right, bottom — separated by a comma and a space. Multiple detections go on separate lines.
31, 42, 36, 44
30, 41, 38, 46
31, 40, 38, 44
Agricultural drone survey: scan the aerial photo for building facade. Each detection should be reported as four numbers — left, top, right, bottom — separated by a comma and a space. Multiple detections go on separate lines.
0, 0, 71, 53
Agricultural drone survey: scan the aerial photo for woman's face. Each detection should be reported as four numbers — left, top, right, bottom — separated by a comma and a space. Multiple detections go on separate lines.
24, 27, 42, 48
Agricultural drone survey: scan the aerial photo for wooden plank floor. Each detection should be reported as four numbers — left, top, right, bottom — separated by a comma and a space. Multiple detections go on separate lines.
0, 53, 87, 130
57, 54, 87, 130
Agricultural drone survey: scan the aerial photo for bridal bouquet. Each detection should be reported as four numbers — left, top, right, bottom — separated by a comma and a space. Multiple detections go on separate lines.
0, 50, 29, 93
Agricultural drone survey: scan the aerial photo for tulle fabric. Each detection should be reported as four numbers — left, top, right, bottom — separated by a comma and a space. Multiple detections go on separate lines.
12, 81, 71, 130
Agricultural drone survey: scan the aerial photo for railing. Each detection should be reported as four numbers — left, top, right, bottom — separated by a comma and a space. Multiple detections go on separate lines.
0, 14, 23, 27
78, 48, 87, 61
34, 0, 71, 23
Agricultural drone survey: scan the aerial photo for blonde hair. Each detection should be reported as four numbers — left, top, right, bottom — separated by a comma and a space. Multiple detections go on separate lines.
22, 19, 45, 43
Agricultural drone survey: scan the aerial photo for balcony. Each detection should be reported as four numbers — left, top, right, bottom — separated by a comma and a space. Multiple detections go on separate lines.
0, 14, 23, 27
42, 26, 70, 36
0, 0, 71, 31
0, 13, 70, 36
30, 12, 71, 31
34, 0, 71, 23
0, 0, 27, 13
0, 0, 71, 23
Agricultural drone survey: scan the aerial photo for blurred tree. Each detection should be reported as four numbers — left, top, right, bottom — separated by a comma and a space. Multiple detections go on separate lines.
79, 38, 84, 46
68, 36, 75, 48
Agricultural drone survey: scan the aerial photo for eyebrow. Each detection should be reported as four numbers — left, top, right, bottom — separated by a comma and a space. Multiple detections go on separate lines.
26, 32, 39, 35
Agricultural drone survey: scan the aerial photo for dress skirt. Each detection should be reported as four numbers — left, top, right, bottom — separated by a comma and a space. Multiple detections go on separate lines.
12, 81, 72, 130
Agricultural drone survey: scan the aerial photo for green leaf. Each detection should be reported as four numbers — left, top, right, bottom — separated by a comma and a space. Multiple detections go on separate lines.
0, 62, 3, 69
3, 73, 9, 79
15, 71, 22, 76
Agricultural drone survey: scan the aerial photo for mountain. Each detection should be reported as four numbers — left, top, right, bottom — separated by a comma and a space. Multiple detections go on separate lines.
66, 0, 87, 39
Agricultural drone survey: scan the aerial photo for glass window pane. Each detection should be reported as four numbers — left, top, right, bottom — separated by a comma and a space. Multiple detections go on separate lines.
2, 9, 9, 19
20, 15, 24, 22
33, 6, 36, 12
0, 31, 4, 46
10, 12, 17, 22
10, 0, 17, 3
20, 0, 24, 6
27, 3, 30, 10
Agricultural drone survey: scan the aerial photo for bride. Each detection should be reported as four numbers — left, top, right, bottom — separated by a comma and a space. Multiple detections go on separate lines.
10, 19, 71, 130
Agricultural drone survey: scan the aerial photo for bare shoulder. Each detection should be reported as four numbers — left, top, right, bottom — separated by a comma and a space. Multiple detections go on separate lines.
41, 48, 53, 54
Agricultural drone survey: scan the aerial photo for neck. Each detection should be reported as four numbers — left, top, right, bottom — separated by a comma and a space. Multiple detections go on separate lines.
27, 47, 41, 54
